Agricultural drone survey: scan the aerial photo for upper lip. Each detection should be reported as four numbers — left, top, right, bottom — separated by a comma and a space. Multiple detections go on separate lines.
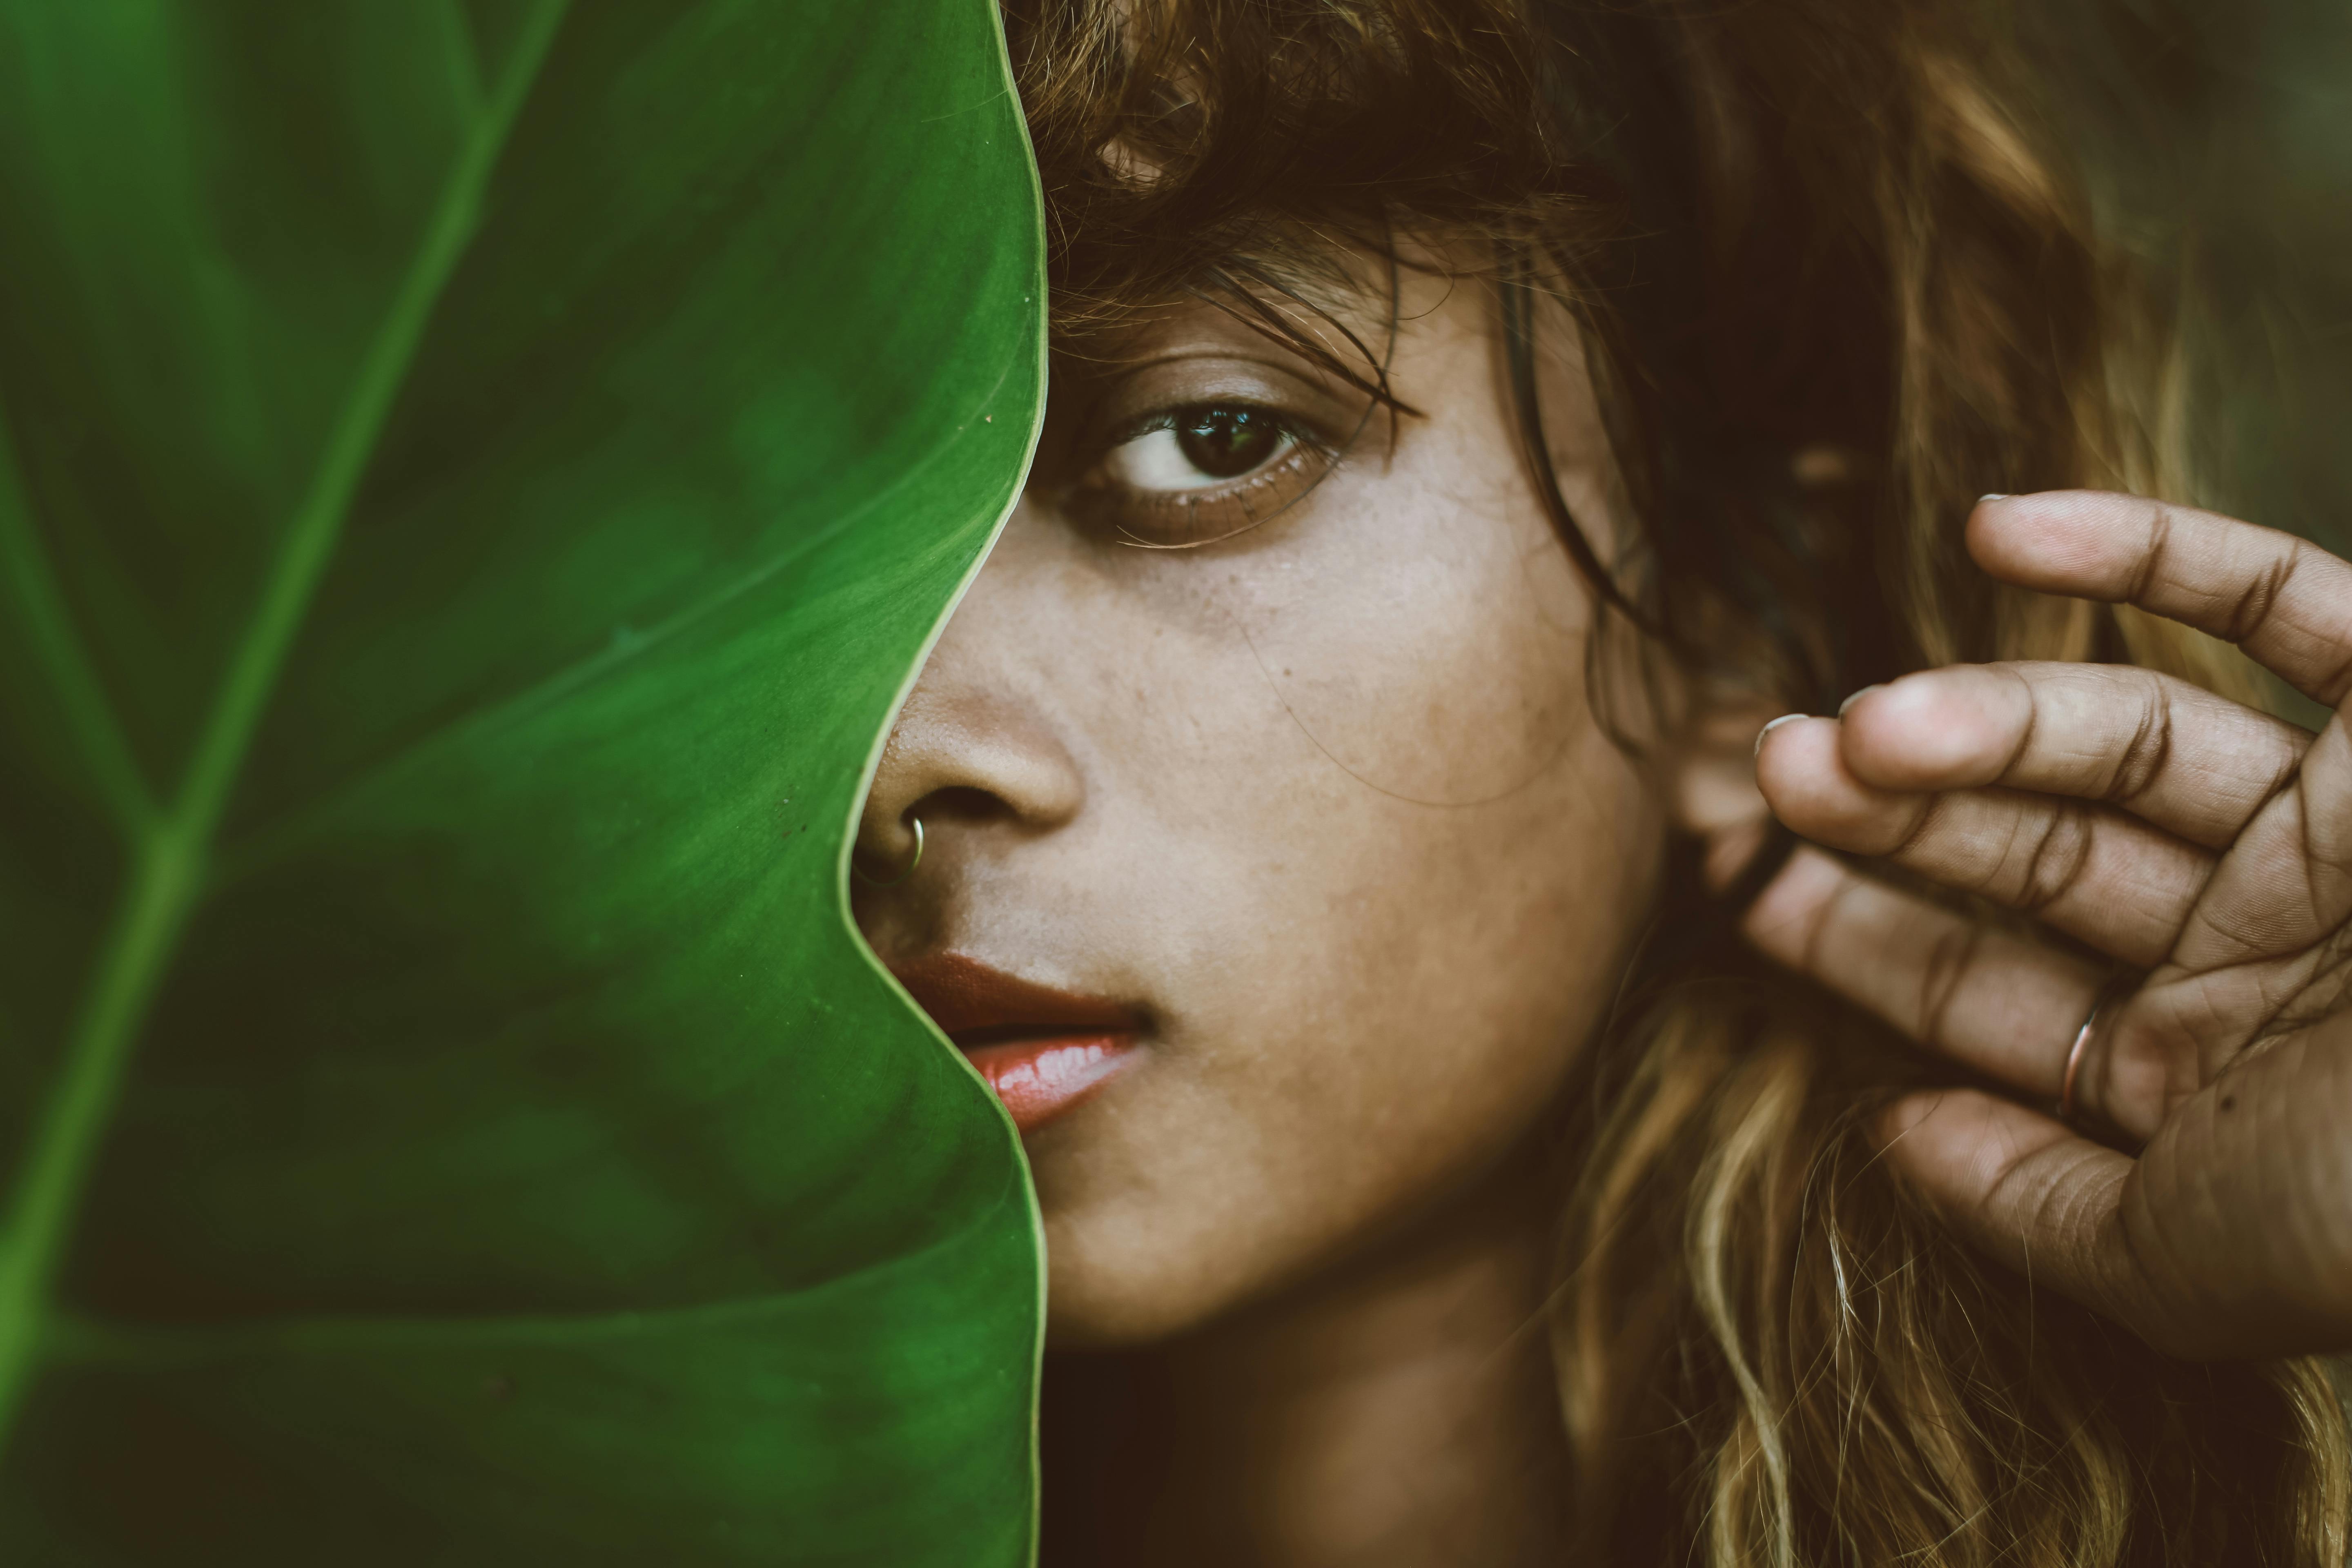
887, 952, 1143, 1044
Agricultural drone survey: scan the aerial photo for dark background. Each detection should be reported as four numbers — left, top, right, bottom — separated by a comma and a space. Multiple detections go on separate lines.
2034, 0, 2351, 554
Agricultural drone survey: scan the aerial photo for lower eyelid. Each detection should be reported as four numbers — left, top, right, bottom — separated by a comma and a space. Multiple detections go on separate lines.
1082, 439, 1334, 547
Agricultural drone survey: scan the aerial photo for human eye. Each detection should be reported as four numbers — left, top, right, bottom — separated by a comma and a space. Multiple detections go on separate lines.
1106, 405, 1298, 491
1069, 396, 1341, 549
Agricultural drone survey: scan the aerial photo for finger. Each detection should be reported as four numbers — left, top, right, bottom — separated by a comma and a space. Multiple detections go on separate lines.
1835, 662, 2309, 851
2164, 715, 2352, 976
1744, 844, 2100, 1097
1970, 492, 2352, 706
1885, 1049, 2352, 1359
1756, 715, 2214, 967
1873, 1089, 2156, 1341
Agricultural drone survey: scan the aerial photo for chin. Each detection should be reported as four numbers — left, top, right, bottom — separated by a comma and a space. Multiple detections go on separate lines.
1039, 1215, 1236, 1349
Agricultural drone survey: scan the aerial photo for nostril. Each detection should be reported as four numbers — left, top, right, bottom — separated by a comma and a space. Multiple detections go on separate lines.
857, 695, 1085, 855
853, 787, 1009, 891
852, 817, 926, 888
913, 785, 1013, 827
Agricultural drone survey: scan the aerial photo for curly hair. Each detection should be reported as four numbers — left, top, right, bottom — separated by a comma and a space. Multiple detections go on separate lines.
1005, 1, 2352, 1561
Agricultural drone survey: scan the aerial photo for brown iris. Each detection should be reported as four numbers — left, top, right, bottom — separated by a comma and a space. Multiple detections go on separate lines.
1174, 405, 1285, 479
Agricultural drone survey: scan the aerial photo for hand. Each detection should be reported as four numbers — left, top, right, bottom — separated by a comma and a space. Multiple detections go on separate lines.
1750, 490, 2352, 1361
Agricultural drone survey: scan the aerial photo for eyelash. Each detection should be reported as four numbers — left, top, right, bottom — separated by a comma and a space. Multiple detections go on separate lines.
1070, 403, 1339, 549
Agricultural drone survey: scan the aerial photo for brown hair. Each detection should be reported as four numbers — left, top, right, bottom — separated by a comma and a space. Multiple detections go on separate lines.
1007, 0, 2352, 1561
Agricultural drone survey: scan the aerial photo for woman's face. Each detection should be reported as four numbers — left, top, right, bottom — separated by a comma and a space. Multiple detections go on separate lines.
854, 260, 1671, 1345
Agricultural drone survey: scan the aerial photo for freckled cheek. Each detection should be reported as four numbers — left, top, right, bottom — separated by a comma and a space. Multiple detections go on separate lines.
1210, 478, 1592, 809
1037, 774, 1640, 1338
1261, 739, 1649, 1188
1024, 511, 1642, 1334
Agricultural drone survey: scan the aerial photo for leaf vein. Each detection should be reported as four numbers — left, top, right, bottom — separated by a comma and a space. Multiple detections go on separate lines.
0, 0, 572, 1443
211, 359, 1025, 884
0, 405, 158, 834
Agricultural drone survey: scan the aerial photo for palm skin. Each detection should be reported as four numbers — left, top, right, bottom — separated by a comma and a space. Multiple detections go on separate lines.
1752, 490, 2352, 1360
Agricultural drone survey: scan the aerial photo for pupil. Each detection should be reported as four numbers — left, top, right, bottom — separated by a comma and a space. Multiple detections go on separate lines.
1175, 406, 1278, 479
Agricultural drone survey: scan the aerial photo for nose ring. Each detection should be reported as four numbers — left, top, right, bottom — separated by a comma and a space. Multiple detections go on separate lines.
853, 817, 924, 888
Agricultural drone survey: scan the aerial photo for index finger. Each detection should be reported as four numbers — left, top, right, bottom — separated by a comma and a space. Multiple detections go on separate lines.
1835, 661, 2309, 851
1970, 492, 2352, 706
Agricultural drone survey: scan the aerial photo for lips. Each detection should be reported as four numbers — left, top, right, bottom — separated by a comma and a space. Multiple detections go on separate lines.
887, 952, 1143, 1133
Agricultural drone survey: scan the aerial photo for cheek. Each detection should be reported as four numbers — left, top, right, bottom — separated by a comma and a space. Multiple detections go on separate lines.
1211, 454, 1591, 806
1040, 719, 1658, 1346
1035, 474, 1660, 1346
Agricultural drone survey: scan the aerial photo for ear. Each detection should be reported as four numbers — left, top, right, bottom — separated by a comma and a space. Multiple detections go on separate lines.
1663, 687, 1793, 892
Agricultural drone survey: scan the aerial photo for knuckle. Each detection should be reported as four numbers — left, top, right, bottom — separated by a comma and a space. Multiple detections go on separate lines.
2126, 502, 2174, 604
1884, 792, 1946, 860
2103, 681, 2175, 803
2223, 539, 2299, 646
2013, 803, 2095, 912
1795, 869, 1862, 977
1913, 921, 1982, 1048
2312, 646, 2352, 708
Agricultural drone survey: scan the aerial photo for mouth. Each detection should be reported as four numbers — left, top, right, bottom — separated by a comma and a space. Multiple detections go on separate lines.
886, 952, 1145, 1134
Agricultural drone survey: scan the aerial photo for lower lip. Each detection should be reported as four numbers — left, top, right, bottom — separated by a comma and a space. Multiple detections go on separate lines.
960, 1033, 1138, 1134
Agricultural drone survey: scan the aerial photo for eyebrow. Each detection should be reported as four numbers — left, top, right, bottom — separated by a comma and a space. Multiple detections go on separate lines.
1184, 253, 1418, 417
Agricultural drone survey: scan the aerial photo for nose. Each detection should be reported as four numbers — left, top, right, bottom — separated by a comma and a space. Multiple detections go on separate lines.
853, 666, 1085, 882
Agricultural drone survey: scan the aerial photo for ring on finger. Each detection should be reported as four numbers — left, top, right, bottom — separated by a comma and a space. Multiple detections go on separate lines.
2056, 973, 2137, 1127
2058, 1002, 2100, 1125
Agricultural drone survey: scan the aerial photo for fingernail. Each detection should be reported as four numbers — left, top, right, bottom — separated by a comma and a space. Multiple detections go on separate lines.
1978, 493, 2010, 503
1754, 713, 1804, 757
1837, 684, 1884, 717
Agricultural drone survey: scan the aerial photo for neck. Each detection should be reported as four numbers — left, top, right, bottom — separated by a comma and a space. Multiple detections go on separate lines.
1044, 1174, 1568, 1567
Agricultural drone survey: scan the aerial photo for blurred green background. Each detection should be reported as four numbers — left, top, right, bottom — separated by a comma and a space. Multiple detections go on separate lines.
2032, 0, 2352, 554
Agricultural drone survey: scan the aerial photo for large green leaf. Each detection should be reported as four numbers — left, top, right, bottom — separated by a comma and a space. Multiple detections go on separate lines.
0, 1, 1044, 1560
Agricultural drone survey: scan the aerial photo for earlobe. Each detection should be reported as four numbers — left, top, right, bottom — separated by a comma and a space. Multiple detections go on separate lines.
1665, 693, 1793, 892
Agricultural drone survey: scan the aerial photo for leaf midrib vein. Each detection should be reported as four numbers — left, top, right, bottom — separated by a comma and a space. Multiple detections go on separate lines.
0, 0, 570, 1441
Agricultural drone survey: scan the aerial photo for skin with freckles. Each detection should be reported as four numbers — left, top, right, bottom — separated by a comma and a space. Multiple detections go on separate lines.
852, 262, 1679, 1561
854, 263, 1663, 1357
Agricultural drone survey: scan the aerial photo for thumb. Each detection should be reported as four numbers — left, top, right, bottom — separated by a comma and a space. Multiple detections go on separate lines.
1876, 1089, 2154, 1340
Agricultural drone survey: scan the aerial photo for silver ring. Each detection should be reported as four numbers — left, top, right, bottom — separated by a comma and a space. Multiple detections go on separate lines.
2057, 998, 2100, 1125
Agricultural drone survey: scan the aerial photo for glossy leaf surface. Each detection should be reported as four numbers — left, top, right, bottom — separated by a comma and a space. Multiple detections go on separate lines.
0, 0, 1043, 1560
